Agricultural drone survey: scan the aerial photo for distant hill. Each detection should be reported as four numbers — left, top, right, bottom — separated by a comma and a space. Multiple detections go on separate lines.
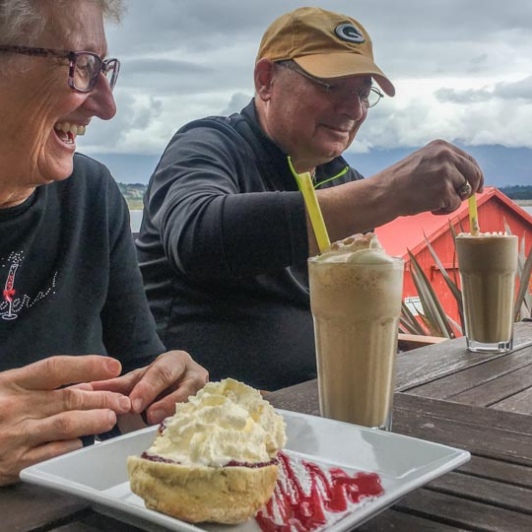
94, 153, 160, 184
499, 185, 532, 200
117, 182, 146, 198
119, 182, 146, 209
91, 144, 532, 188
345, 144, 532, 188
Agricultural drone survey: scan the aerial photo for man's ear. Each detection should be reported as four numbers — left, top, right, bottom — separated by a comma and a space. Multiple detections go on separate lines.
254, 59, 276, 100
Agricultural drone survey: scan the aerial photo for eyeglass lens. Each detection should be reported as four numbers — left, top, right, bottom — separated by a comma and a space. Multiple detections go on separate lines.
73, 53, 118, 92
366, 89, 381, 108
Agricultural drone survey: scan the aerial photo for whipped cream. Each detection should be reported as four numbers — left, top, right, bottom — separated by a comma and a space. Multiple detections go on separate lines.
146, 379, 287, 468
316, 232, 393, 264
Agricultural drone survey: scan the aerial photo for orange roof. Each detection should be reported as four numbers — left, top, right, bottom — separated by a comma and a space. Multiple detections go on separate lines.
375, 187, 532, 258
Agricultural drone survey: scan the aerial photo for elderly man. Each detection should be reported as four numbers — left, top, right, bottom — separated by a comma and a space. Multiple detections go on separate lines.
137, 7, 483, 391
0, 0, 208, 485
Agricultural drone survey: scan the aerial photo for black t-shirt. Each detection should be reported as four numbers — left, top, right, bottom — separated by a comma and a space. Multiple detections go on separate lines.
0, 153, 164, 373
137, 100, 363, 390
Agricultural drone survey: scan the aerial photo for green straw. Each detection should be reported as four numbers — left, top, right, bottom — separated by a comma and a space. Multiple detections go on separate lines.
288, 157, 331, 253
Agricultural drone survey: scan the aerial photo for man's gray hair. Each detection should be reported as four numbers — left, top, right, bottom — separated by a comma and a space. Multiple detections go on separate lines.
0, 0, 124, 45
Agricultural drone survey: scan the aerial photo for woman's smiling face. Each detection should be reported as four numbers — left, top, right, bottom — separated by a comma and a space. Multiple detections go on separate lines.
0, 0, 117, 194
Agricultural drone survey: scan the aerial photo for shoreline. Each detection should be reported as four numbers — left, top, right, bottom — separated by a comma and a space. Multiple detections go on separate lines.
126, 199, 532, 209
128, 201, 532, 233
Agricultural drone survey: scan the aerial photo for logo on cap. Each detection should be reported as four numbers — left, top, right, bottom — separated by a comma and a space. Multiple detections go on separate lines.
335, 23, 365, 44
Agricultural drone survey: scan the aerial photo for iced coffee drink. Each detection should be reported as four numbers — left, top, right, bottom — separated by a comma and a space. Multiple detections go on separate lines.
456, 233, 518, 353
308, 233, 404, 429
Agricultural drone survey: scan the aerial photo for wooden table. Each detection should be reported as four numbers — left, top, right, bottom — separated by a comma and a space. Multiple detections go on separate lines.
3, 322, 532, 531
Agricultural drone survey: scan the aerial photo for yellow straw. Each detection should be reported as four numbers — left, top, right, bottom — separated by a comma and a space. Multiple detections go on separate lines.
288, 157, 331, 253
468, 195, 480, 236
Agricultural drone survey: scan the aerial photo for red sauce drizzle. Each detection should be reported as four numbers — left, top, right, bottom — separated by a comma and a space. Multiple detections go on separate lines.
256, 451, 384, 531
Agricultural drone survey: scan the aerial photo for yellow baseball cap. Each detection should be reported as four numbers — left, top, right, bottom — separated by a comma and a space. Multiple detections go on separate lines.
256, 7, 395, 97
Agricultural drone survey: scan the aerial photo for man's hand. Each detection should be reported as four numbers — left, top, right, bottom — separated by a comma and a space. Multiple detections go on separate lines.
382, 139, 484, 216
0, 356, 132, 486
90, 351, 209, 425
314, 139, 485, 253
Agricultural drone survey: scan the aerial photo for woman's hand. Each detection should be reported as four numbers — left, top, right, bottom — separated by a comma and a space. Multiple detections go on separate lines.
0, 355, 132, 486
90, 350, 209, 425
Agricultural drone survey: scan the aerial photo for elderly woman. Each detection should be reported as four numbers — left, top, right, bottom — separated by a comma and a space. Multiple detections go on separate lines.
0, 0, 208, 486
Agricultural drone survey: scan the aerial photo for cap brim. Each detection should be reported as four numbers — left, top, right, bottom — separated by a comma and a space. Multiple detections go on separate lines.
294, 53, 395, 97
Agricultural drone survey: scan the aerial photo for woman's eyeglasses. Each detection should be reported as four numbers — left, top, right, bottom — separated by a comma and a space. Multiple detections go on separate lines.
0, 44, 120, 93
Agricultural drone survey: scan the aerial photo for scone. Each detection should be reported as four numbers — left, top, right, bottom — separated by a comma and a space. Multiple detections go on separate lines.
127, 378, 286, 524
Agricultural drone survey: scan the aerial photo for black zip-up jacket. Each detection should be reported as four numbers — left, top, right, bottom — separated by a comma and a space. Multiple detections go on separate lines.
137, 100, 363, 390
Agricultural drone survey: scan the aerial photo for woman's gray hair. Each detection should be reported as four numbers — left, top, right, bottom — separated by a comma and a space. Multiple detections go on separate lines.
0, 0, 124, 45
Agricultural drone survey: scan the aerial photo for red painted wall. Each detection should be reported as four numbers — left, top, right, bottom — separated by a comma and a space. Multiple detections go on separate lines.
396, 193, 532, 336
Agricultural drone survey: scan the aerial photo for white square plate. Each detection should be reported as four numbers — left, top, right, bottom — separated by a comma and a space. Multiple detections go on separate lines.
20, 409, 470, 531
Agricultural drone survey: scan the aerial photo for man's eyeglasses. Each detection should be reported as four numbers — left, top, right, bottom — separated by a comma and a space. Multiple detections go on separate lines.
276, 61, 383, 108
0, 45, 120, 93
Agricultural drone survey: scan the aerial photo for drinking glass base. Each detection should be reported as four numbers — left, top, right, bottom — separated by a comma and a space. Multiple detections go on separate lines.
318, 408, 393, 431
466, 338, 513, 354
369, 412, 393, 432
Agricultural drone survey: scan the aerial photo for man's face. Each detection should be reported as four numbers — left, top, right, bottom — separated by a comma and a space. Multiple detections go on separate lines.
255, 60, 371, 171
0, 0, 117, 191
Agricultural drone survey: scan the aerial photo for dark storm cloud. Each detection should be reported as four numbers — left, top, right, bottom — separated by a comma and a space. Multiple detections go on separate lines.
494, 77, 532, 100
436, 77, 532, 104
435, 87, 493, 104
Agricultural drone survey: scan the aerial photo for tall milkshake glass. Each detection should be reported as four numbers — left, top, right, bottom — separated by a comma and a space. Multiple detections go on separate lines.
308, 234, 404, 430
456, 233, 518, 353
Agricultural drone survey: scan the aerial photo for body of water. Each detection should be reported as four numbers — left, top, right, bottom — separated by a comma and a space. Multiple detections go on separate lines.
130, 210, 143, 233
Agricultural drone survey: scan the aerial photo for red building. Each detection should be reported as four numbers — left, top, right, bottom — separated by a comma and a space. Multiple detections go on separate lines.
375, 187, 532, 330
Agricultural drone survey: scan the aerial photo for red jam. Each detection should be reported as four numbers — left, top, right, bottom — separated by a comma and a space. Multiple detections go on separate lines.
141, 452, 174, 464
140, 452, 277, 469
256, 451, 384, 531
225, 458, 278, 468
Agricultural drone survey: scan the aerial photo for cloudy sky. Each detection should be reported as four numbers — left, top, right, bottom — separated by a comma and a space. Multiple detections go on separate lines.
79, 0, 532, 184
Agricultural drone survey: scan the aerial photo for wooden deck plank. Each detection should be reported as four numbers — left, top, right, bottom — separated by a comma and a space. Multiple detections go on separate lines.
427, 471, 532, 513
265, 379, 319, 416
52, 512, 146, 531
394, 393, 532, 436
392, 395, 532, 465
407, 348, 532, 400
0, 483, 87, 531
448, 364, 532, 407
395, 489, 532, 531
395, 337, 494, 391
489, 386, 532, 415
459, 455, 532, 488
358, 508, 468, 531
